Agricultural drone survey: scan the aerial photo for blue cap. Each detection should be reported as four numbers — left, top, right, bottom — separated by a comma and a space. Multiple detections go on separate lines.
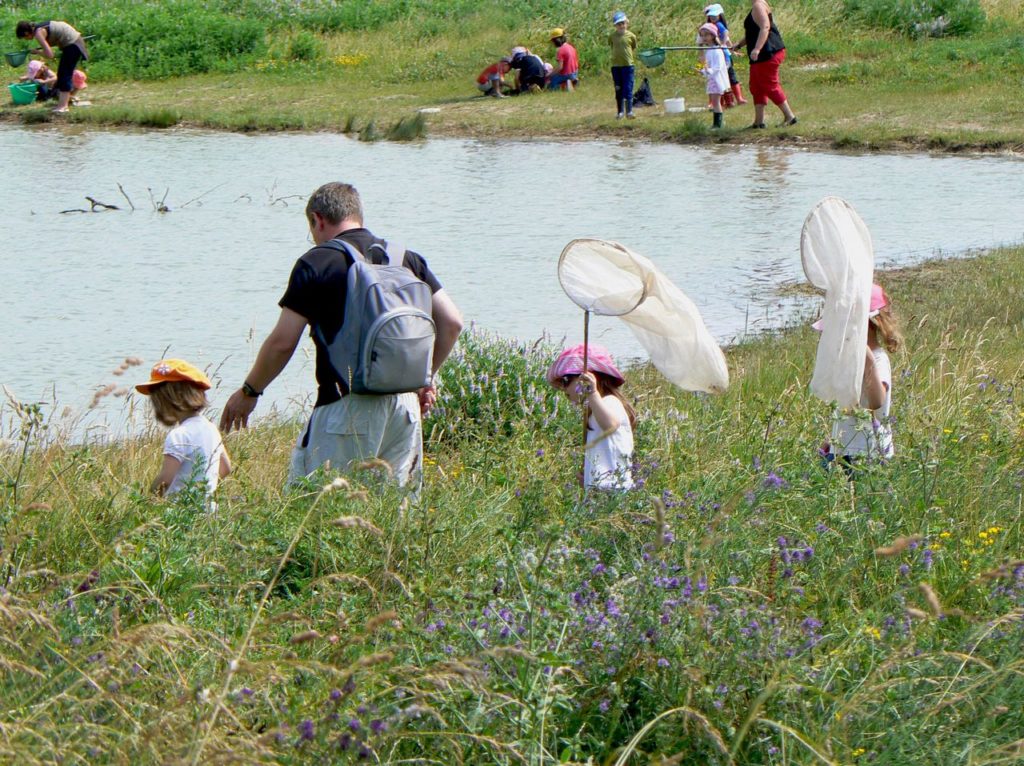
612, 11, 628, 24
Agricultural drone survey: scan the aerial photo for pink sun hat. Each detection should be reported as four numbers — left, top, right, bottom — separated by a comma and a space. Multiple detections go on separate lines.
547, 344, 625, 387
699, 22, 720, 39
26, 59, 44, 77
812, 283, 889, 331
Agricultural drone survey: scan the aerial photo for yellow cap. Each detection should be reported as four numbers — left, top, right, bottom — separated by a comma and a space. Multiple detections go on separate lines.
136, 359, 212, 394
550, 27, 565, 39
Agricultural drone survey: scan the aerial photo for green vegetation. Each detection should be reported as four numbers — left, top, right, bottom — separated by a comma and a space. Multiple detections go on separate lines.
2, 0, 1023, 149
3, 246, 1024, 763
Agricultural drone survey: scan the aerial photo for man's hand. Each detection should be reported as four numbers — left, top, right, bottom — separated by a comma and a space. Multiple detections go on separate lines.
221, 389, 258, 432
418, 384, 437, 416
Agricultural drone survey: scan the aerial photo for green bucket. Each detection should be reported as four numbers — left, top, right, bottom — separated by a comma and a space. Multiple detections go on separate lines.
638, 48, 666, 68
5, 50, 30, 67
9, 82, 38, 105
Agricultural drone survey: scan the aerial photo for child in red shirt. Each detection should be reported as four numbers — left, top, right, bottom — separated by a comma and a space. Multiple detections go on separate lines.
476, 57, 511, 98
548, 28, 579, 91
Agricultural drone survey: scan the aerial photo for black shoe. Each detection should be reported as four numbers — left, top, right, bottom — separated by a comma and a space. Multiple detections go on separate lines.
784, 116, 798, 126
747, 122, 766, 129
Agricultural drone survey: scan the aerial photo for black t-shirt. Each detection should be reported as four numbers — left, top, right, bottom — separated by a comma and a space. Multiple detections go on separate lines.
279, 228, 443, 407
511, 53, 546, 82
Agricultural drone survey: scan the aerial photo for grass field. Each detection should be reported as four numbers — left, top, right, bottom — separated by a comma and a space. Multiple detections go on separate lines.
2, 245, 1024, 763
2, 0, 1023, 150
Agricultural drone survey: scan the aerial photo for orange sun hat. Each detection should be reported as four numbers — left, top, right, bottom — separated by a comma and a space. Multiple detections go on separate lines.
135, 359, 212, 394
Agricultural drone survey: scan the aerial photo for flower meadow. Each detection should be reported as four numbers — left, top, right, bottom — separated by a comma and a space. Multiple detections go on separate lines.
2, 249, 1024, 764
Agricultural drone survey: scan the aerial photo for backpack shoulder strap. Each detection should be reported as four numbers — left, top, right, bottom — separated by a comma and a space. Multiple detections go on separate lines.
321, 237, 366, 264
366, 240, 407, 268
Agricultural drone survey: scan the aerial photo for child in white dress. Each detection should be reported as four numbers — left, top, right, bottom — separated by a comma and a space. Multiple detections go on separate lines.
136, 359, 231, 498
817, 284, 902, 472
699, 22, 730, 129
548, 344, 636, 491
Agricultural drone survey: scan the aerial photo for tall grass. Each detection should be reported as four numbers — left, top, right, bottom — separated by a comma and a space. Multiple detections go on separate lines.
2, 247, 1024, 763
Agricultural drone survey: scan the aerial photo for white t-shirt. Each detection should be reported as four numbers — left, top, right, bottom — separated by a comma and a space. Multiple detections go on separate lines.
164, 415, 225, 496
832, 347, 893, 459
703, 48, 730, 95
585, 396, 635, 490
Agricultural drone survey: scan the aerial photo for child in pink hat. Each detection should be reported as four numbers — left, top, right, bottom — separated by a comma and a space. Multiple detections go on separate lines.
820, 283, 903, 470
548, 344, 636, 490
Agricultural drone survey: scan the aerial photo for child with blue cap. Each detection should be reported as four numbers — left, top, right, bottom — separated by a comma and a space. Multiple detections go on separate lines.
608, 11, 638, 119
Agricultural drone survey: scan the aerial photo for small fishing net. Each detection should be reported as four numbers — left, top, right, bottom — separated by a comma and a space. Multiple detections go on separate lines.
801, 197, 875, 408
557, 238, 729, 393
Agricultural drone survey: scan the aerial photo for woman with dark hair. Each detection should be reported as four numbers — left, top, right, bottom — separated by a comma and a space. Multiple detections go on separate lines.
15, 19, 88, 114
731, 0, 797, 129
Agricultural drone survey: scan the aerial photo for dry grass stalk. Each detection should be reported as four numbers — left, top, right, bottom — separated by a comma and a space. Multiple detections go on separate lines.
288, 630, 321, 644
874, 534, 923, 557
352, 651, 394, 669
906, 607, 929, 620
353, 457, 394, 477
365, 610, 400, 633
919, 582, 944, 618
330, 516, 383, 536
269, 611, 310, 624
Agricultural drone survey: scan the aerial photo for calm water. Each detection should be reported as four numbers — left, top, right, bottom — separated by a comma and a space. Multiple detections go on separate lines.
1, 124, 1022, 437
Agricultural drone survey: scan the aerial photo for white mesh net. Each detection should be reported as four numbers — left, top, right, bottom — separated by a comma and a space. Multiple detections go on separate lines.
557, 238, 729, 394
800, 197, 875, 408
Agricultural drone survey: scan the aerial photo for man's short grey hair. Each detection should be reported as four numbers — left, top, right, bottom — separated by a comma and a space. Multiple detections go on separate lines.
306, 182, 364, 225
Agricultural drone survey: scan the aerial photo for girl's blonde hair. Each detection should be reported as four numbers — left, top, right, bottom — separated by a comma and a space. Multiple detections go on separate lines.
871, 305, 903, 353
149, 381, 208, 426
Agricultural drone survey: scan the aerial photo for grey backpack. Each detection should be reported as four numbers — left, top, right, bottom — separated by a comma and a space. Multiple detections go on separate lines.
315, 238, 435, 395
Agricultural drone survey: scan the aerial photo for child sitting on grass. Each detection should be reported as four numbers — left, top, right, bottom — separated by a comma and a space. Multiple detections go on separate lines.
548, 344, 636, 491
819, 284, 902, 472
136, 359, 231, 498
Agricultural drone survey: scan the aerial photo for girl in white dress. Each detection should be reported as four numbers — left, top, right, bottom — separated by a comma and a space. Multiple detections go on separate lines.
548, 345, 636, 491
699, 22, 730, 129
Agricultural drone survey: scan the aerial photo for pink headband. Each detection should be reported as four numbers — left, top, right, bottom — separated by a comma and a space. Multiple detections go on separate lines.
547, 344, 625, 387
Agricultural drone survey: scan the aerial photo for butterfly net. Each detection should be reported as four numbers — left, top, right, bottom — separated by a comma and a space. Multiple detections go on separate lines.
801, 197, 875, 408
558, 238, 729, 394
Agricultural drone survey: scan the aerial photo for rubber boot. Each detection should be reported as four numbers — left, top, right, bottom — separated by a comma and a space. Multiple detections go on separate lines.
712, 111, 723, 129
731, 83, 748, 105
722, 91, 735, 109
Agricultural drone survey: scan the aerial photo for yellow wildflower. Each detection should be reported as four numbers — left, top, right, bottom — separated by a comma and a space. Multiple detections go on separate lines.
852, 748, 866, 757
939, 531, 951, 539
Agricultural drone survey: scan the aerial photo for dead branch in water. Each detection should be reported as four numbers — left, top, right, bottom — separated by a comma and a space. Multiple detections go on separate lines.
86, 196, 120, 212
181, 182, 226, 209
117, 183, 136, 211
60, 195, 119, 214
147, 187, 171, 213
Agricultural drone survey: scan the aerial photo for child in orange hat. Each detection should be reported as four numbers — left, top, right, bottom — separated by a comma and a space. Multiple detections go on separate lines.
136, 359, 231, 498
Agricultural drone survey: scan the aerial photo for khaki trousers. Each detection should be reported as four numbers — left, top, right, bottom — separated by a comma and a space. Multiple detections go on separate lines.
287, 392, 422, 491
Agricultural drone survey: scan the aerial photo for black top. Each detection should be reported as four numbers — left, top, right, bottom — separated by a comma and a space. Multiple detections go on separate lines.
510, 53, 546, 81
279, 228, 442, 407
743, 10, 785, 63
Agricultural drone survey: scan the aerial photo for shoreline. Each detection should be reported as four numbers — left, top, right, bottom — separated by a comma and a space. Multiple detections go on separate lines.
4, 108, 1023, 158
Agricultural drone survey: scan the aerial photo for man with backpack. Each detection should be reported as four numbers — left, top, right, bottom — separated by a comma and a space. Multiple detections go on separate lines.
220, 181, 464, 491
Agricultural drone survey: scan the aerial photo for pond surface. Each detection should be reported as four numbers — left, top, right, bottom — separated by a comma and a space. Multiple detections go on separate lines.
1, 124, 1022, 439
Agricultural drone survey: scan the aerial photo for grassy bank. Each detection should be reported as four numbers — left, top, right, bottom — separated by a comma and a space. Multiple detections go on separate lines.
2, 245, 1024, 764
2, 0, 1023, 151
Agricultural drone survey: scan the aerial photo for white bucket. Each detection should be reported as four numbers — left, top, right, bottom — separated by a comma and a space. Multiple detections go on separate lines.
664, 97, 685, 114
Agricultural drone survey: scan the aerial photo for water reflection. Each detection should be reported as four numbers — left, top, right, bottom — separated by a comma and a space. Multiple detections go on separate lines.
1, 125, 1022, 435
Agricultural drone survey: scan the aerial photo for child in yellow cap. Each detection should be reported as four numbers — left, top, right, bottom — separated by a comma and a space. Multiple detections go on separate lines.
136, 359, 231, 498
